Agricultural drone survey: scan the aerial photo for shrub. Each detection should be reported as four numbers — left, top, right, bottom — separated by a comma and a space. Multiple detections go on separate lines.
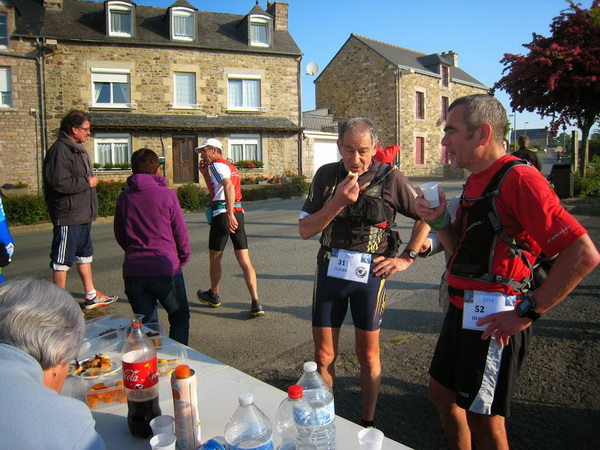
281, 170, 309, 196
574, 156, 600, 197
3, 194, 50, 225
96, 179, 127, 217
177, 184, 210, 211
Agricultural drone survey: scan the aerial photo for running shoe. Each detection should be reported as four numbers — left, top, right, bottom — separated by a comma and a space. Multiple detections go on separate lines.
83, 292, 118, 310
250, 300, 265, 317
197, 289, 221, 307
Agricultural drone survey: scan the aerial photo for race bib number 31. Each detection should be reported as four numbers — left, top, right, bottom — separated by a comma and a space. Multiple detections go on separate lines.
463, 290, 516, 331
327, 248, 371, 284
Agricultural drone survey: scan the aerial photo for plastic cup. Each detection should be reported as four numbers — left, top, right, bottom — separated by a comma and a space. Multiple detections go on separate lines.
420, 181, 440, 208
358, 428, 385, 449
149, 415, 175, 435
149, 432, 177, 450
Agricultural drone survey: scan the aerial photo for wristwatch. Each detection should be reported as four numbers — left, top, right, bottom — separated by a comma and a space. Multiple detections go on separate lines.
515, 293, 541, 321
402, 249, 418, 260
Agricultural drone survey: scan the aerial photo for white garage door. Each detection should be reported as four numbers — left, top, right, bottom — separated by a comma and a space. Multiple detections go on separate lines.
314, 137, 340, 173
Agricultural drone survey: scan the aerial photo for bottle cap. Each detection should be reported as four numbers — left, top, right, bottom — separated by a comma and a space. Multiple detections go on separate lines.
287, 384, 303, 399
175, 365, 191, 378
303, 361, 317, 373
238, 392, 254, 406
131, 318, 142, 328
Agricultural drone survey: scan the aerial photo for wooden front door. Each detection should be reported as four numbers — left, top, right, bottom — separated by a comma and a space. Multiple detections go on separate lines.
172, 136, 198, 184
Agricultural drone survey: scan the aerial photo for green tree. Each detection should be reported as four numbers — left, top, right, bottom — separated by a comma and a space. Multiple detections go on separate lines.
494, 0, 600, 176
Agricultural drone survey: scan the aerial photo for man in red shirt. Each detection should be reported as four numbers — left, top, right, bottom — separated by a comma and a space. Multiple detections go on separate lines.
195, 139, 263, 318
416, 94, 599, 449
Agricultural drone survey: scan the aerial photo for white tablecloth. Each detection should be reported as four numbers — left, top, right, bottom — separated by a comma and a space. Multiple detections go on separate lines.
64, 328, 410, 449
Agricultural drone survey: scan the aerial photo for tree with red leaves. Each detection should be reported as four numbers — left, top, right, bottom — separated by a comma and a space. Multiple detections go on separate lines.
495, 0, 600, 176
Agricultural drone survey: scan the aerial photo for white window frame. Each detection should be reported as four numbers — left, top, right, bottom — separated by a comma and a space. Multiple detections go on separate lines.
229, 134, 262, 163
91, 68, 132, 108
0, 67, 11, 108
173, 72, 197, 108
227, 74, 262, 111
171, 7, 195, 41
107, 1, 133, 37
0, 13, 8, 48
94, 133, 131, 166
249, 15, 270, 47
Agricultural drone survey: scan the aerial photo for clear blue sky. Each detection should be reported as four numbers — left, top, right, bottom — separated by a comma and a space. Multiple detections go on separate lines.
136, 0, 593, 133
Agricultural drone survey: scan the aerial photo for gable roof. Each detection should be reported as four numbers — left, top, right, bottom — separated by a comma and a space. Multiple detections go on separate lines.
321, 34, 486, 89
15, 0, 300, 56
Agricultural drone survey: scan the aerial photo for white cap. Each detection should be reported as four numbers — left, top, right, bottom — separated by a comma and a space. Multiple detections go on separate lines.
195, 138, 223, 152
304, 361, 317, 373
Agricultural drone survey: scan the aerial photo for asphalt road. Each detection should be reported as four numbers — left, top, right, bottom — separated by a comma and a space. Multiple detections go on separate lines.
6, 174, 600, 449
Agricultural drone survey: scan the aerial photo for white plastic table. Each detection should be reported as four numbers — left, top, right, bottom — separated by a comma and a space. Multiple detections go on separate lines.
64, 321, 411, 449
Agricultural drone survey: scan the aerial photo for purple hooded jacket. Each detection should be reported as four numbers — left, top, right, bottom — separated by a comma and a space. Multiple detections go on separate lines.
114, 174, 190, 277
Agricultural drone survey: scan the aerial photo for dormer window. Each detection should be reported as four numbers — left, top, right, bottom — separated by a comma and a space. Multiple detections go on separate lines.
249, 15, 271, 47
441, 65, 449, 87
171, 7, 195, 41
106, 1, 134, 37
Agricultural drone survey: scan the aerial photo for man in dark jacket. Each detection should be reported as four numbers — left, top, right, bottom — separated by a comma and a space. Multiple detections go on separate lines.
43, 110, 117, 309
513, 135, 542, 171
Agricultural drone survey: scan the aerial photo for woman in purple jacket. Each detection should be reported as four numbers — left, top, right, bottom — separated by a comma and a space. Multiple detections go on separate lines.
114, 148, 191, 344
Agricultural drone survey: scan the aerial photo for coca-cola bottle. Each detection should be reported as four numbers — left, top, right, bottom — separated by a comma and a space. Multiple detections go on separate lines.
121, 318, 161, 438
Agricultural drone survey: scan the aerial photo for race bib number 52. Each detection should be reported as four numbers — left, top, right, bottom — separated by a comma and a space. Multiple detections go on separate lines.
463, 290, 516, 331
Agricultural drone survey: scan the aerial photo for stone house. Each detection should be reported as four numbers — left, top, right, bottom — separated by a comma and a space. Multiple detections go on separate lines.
0, 0, 301, 193
315, 34, 488, 176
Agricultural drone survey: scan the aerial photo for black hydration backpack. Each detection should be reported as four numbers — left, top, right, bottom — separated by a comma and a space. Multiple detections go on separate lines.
450, 159, 555, 293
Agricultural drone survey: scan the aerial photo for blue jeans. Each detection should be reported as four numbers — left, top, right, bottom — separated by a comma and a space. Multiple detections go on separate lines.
124, 274, 190, 345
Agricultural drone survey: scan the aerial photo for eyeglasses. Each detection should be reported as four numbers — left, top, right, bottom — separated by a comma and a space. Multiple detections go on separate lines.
76, 127, 91, 132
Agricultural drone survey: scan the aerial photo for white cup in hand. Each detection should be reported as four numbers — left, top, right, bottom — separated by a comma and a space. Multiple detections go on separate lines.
420, 182, 440, 208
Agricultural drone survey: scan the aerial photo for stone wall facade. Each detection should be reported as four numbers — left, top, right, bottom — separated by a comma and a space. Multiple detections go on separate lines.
39, 42, 300, 185
0, 33, 41, 193
316, 37, 487, 177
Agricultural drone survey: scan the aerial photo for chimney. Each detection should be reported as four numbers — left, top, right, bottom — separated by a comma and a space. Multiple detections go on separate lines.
442, 51, 458, 67
44, 0, 63, 10
267, 1, 288, 31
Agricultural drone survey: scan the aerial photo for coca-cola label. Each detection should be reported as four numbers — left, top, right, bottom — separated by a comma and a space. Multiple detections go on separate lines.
122, 356, 159, 390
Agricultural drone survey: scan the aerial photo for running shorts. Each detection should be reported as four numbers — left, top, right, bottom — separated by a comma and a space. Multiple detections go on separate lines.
50, 223, 94, 271
312, 261, 386, 331
208, 211, 249, 252
429, 303, 531, 417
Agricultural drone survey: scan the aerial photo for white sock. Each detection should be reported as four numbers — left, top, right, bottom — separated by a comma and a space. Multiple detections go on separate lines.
85, 290, 97, 300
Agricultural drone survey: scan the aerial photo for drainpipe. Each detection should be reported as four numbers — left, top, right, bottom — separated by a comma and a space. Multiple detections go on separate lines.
36, 38, 48, 161
297, 57, 303, 176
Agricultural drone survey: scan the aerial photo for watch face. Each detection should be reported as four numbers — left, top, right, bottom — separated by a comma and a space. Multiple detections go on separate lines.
516, 296, 534, 316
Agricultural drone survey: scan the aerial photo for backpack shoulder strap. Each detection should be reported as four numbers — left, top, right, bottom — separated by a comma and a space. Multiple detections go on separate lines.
486, 159, 537, 291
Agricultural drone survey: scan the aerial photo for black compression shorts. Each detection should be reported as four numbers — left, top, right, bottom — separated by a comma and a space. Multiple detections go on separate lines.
312, 261, 386, 331
208, 211, 249, 251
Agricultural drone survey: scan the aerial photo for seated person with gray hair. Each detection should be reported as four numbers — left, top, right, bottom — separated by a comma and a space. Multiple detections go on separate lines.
0, 278, 105, 449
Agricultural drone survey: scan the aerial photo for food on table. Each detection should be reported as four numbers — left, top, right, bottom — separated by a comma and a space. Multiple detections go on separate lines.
86, 381, 126, 408
71, 354, 113, 377
146, 331, 162, 347
157, 357, 181, 377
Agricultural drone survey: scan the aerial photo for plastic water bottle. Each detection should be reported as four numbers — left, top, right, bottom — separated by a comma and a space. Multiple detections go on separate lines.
276, 385, 317, 450
197, 436, 226, 449
224, 392, 274, 450
296, 362, 335, 450
121, 318, 161, 438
